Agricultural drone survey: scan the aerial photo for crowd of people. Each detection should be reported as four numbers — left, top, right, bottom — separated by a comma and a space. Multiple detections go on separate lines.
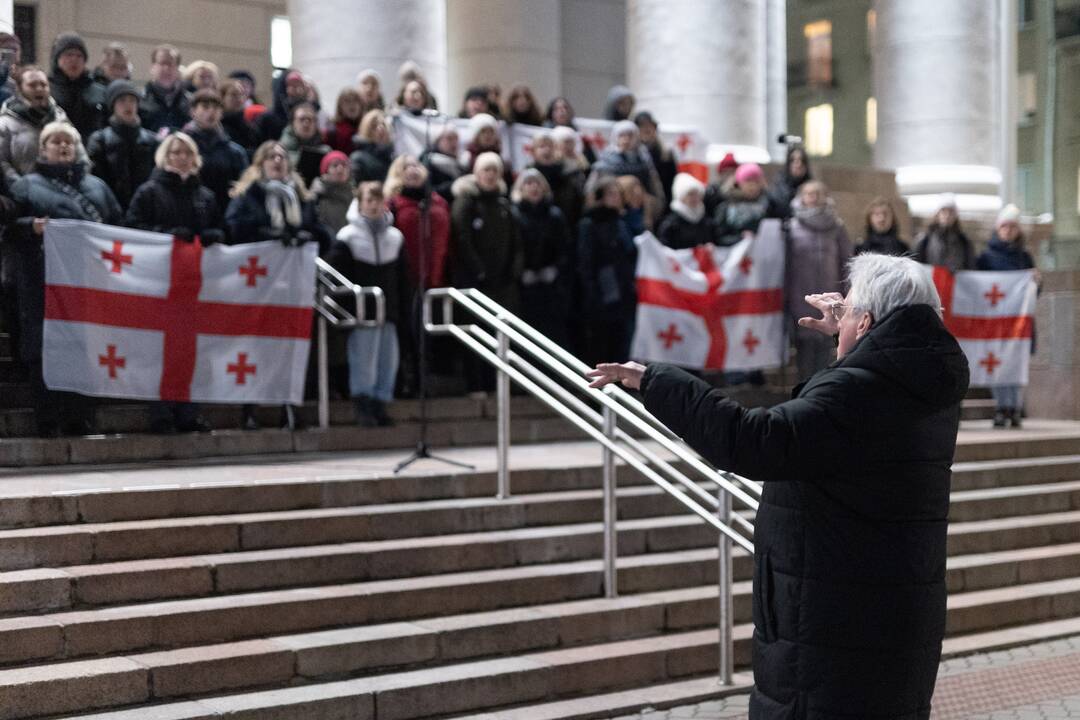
0, 31, 1038, 436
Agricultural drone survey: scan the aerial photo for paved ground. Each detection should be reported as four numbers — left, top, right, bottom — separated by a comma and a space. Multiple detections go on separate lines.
608, 636, 1080, 719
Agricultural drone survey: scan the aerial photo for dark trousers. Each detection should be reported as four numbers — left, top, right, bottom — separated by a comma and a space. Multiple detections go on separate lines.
29, 361, 94, 433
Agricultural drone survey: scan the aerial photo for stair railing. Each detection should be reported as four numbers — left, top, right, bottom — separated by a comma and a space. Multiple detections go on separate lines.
314, 258, 385, 429
424, 286, 759, 684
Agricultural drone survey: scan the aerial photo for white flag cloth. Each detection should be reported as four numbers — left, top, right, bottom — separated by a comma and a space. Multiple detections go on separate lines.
929, 265, 1037, 387
42, 220, 317, 404
392, 112, 512, 166
631, 220, 786, 371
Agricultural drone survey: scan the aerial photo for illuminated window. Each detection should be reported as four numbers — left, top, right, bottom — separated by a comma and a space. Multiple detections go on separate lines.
271, 16, 292, 69
804, 104, 834, 157
804, 20, 833, 87
866, 10, 877, 55
866, 97, 877, 145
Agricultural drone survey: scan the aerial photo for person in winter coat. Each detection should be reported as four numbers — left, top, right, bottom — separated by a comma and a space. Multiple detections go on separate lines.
325, 88, 364, 155
590, 120, 664, 200
976, 203, 1038, 429
500, 84, 543, 126
92, 43, 131, 87
182, 61, 220, 94
553, 124, 591, 180
634, 111, 677, 208
47, 33, 105, 141
225, 140, 330, 430
86, 80, 159, 210
458, 86, 490, 119
139, 45, 191, 134
587, 253, 970, 720
309, 150, 353, 235
528, 130, 584, 229
326, 181, 408, 427
278, 101, 329, 185
9, 121, 121, 436
461, 113, 505, 176
615, 175, 658, 237
420, 126, 464, 206
125, 132, 222, 435
913, 194, 975, 273
713, 163, 780, 247
395, 79, 432, 118
349, 109, 394, 184
0, 67, 73, 186
219, 79, 259, 156
658, 173, 711, 250
767, 145, 811, 219
355, 69, 385, 116
253, 69, 307, 144
705, 153, 739, 217
511, 169, 573, 348
385, 153, 452, 395
184, 89, 249, 213
855, 197, 909, 256
786, 180, 854, 382
451, 152, 523, 392
576, 175, 636, 367
603, 85, 635, 122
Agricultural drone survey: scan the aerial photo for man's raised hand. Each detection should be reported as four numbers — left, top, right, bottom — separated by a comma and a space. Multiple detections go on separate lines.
586, 361, 647, 390
798, 292, 844, 336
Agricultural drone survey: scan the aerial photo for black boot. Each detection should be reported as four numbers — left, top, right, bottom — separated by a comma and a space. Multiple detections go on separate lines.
372, 399, 394, 427
992, 409, 1008, 428
352, 396, 378, 427
1009, 407, 1023, 429
240, 405, 259, 431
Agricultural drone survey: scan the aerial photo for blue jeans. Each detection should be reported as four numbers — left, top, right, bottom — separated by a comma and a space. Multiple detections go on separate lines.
991, 385, 1023, 411
347, 322, 399, 403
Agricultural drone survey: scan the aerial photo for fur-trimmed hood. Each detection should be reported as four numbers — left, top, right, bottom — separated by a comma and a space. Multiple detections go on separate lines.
451, 173, 508, 199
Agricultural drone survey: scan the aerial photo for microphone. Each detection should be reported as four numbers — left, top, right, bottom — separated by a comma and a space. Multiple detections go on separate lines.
778, 133, 803, 145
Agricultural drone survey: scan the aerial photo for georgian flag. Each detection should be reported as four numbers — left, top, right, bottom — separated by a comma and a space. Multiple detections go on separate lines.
631, 220, 786, 371
42, 220, 316, 404
391, 112, 512, 166
930, 266, 1037, 387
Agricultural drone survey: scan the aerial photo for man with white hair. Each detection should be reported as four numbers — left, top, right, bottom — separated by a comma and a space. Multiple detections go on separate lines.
588, 253, 970, 719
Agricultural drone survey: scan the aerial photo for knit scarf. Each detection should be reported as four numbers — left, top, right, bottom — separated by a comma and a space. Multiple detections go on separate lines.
262, 179, 302, 233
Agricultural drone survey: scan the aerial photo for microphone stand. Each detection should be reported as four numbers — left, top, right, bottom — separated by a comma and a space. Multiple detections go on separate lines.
396, 110, 474, 473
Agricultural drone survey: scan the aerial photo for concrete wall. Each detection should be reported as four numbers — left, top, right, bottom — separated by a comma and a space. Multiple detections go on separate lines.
560, 0, 625, 118
32, 0, 283, 102
1028, 271, 1080, 419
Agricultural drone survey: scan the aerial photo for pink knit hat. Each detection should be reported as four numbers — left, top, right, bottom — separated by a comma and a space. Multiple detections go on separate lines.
734, 163, 764, 185
320, 151, 349, 176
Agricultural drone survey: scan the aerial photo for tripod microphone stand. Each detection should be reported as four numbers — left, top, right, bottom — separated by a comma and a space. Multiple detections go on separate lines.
395, 111, 475, 473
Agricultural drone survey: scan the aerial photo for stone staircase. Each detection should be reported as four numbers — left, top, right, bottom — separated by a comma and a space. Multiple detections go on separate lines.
0, 417, 1078, 719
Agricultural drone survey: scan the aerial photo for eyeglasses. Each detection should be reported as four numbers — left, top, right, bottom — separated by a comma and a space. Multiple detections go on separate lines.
828, 301, 856, 323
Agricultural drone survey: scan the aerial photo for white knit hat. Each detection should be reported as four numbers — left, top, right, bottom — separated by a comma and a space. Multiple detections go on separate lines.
671, 172, 705, 201
551, 125, 578, 143
468, 113, 498, 134
996, 203, 1021, 226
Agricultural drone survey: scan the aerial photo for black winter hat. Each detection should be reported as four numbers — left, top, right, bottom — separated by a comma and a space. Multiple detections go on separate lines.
51, 32, 88, 67
105, 79, 139, 111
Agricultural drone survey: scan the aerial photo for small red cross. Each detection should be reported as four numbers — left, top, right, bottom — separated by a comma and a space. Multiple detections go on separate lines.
979, 352, 1002, 375
522, 142, 533, 157
675, 134, 692, 153
738, 255, 753, 276
98, 344, 126, 379
227, 352, 257, 384
585, 132, 606, 150
658, 323, 684, 350
984, 284, 1006, 307
669, 258, 682, 274
102, 240, 133, 274
742, 329, 761, 355
239, 256, 268, 287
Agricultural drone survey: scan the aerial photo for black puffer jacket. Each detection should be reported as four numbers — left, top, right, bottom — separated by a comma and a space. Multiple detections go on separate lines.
184, 124, 249, 213
639, 303, 969, 719
8, 162, 122, 362
86, 119, 159, 210
48, 72, 106, 141
125, 168, 221, 239
139, 81, 191, 134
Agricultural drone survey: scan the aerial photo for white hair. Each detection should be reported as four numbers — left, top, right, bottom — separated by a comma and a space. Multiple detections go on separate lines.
846, 253, 942, 322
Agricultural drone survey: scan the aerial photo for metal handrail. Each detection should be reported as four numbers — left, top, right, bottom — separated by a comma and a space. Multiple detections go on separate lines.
314, 258, 386, 428
424, 286, 754, 685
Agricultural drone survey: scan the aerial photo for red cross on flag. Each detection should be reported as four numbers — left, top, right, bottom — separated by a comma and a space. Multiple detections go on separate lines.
658, 124, 709, 184
930, 266, 1037, 387
41, 220, 316, 404
631, 220, 786, 371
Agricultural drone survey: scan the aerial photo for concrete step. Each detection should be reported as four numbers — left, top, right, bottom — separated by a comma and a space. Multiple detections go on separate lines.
15, 573, 1080, 720
961, 398, 997, 421
954, 421, 1080, 462
3, 472, 1079, 574
6, 450, 1080, 532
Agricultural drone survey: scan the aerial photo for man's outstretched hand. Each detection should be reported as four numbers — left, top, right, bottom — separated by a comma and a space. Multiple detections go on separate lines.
798, 292, 844, 336
586, 361, 647, 390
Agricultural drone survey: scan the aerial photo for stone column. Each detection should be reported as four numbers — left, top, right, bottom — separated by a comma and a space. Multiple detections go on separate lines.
287, 0, 447, 112
872, 0, 1002, 215
446, 0, 561, 115
765, 0, 787, 161
626, 0, 768, 159
0, 0, 12, 34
